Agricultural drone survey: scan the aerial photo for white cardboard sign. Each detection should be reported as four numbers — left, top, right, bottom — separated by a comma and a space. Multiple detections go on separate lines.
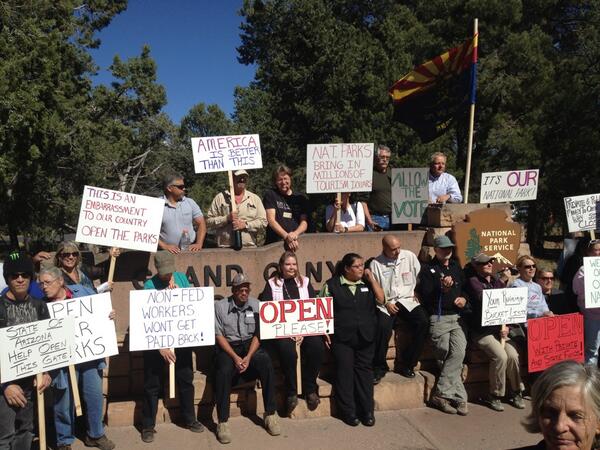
564, 193, 600, 232
481, 287, 528, 327
75, 185, 164, 252
259, 297, 334, 339
480, 169, 539, 203
191, 134, 262, 173
129, 287, 215, 351
0, 317, 75, 383
391, 168, 429, 224
47, 293, 118, 365
306, 143, 374, 193
584, 257, 600, 309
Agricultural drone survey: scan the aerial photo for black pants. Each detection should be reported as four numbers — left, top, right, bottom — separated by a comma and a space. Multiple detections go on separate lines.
0, 386, 33, 450
142, 348, 195, 429
214, 341, 277, 423
374, 304, 429, 374
264, 336, 324, 397
332, 334, 375, 419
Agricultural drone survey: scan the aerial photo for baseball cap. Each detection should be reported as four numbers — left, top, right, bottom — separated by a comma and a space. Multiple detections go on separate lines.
154, 251, 176, 276
231, 273, 251, 286
471, 253, 496, 264
233, 169, 249, 177
434, 236, 455, 248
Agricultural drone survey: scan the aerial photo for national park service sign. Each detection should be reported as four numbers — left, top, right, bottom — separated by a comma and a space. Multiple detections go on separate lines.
454, 208, 521, 269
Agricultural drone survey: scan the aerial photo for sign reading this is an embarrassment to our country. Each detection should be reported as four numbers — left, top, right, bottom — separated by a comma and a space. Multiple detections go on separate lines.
480, 169, 539, 203
75, 185, 164, 252
584, 257, 600, 309
480, 287, 528, 327
129, 287, 215, 351
47, 293, 118, 365
191, 134, 262, 173
527, 313, 584, 373
564, 193, 600, 232
259, 297, 334, 339
306, 143, 374, 194
0, 317, 75, 383
391, 168, 429, 224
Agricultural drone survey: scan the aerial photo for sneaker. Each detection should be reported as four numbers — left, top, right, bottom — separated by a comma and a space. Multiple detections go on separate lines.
57, 445, 72, 450
85, 434, 116, 450
264, 413, 281, 436
306, 392, 320, 411
286, 394, 298, 416
186, 420, 205, 433
399, 367, 416, 378
452, 401, 469, 416
481, 394, 505, 412
508, 392, 526, 409
141, 429, 155, 444
428, 396, 457, 414
216, 422, 232, 444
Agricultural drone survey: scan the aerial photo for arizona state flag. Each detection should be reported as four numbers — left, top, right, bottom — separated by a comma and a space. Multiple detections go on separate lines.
389, 34, 478, 143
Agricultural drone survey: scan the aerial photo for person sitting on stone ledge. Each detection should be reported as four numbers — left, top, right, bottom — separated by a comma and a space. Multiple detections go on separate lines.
428, 152, 463, 204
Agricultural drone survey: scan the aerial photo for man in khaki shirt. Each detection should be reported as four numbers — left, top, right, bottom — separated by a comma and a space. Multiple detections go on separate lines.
206, 170, 267, 248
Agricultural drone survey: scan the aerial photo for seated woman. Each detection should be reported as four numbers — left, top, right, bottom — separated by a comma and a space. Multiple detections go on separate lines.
510, 255, 553, 320
325, 193, 365, 233
259, 251, 325, 415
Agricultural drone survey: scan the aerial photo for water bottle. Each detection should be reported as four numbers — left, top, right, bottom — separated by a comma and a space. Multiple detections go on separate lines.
179, 229, 191, 251
232, 229, 243, 251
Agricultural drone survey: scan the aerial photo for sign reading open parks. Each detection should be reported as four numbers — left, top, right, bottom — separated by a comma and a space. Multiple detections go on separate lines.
259, 297, 334, 339
75, 185, 164, 252
391, 168, 429, 224
584, 256, 600, 309
480, 287, 528, 327
306, 143, 373, 194
129, 287, 215, 351
191, 134, 262, 173
564, 193, 600, 232
479, 169, 539, 203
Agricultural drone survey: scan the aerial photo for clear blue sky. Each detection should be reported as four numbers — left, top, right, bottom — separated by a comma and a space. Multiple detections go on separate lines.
90, 0, 256, 124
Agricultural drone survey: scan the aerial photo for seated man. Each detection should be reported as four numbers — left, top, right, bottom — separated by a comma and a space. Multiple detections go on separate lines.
206, 169, 267, 248
213, 274, 280, 444
535, 267, 576, 315
428, 152, 462, 204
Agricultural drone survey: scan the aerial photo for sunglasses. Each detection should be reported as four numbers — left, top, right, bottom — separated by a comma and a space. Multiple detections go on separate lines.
522, 264, 536, 269
477, 261, 494, 266
170, 184, 186, 190
538, 276, 554, 281
60, 252, 79, 258
9, 272, 31, 280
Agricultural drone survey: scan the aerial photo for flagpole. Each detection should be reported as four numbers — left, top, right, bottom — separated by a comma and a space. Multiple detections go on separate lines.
463, 18, 478, 204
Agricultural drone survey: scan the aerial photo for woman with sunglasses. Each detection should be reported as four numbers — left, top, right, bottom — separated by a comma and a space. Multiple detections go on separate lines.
54, 242, 118, 293
510, 255, 553, 320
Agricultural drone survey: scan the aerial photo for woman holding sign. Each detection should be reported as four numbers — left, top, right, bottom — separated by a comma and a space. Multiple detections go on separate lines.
319, 253, 384, 427
39, 267, 115, 450
325, 192, 365, 233
259, 251, 325, 414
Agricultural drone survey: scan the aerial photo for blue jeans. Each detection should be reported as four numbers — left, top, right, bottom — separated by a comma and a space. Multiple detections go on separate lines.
584, 316, 600, 365
370, 214, 390, 231
53, 361, 105, 445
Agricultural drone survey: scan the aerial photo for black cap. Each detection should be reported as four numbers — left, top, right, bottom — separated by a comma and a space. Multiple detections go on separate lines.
3, 251, 35, 283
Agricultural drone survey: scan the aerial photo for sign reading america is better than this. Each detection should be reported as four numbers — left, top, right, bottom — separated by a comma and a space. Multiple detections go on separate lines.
191, 134, 262, 173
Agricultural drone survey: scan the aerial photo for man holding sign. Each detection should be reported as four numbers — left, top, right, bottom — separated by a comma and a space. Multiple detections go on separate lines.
0, 253, 52, 450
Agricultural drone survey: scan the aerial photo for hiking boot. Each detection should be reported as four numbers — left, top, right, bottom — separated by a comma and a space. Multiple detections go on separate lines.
141, 429, 155, 444
481, 394, 505, 412
286, 394, 298, 416
306, 392, 320, 411
264, 413, 281, 436
186, 420, 205, 433
216, 422, 232, 444
452, 401, 469, 416
508, 392, 526, 409
85, 434, 115, 450
428, 396, 457, 414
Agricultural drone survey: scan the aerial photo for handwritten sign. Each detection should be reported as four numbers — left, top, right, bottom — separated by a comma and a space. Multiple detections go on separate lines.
0, 317, 75, 383
584, 257, 600, 309
391, 168, 429, 224
527, 313, 584, 373
306, 143, 374, 193
564, 193, 600, 232
480, 170, 539, 203
47, 293, 118, 365
481, 287, 528, 326
259, 297, 334, 339
129, 287, 215, 351
191, 134, 262, 173
75, 185, 164, 252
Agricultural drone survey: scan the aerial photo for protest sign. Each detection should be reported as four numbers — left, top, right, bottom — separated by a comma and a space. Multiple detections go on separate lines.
75, 185, 164, 252
259, 297, 334, 339
527, 313, 584, 373
191, 134, 262, 173
0, 317, 75, 383
129, 287, 215, 351
584, 257, 600, 309
306, 143, 374, 193
564, 193, 600, 232
47, 293, 118, 365
391, 168, 429, 224
480, 287, 528, 326
480, 169, 539, 203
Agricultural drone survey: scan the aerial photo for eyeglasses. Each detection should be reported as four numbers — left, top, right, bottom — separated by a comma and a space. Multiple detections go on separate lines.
377, 156, 390, 160
40, 278, 58, 287
60, 252, 79, 258
522, 264, 536, 269
170, 184, 186, 190
9, 272, 31, 280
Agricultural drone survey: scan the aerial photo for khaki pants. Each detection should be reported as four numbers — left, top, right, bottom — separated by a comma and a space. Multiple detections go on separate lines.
473, 332, 522, 397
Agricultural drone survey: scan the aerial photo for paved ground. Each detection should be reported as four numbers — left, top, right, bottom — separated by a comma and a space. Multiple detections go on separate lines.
68, 401, 541, 450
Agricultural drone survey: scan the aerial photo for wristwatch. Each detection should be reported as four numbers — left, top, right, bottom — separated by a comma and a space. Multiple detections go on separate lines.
344, 226, 348, 233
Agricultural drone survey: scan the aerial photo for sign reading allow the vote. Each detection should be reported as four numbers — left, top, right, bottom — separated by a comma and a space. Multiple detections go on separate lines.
47, 293, 118, 365
129, 287, 215, 351
306, 143, 374, 193
481, 287, 528, 326
0, 317, 75, 383
480, 169, 539, 203
259, 297, 334, 339
191, 134, 262, 173
564, 193, 600, 232
75, 185, 164, 252
528, 313, 584, 373
584, 257, 600, 309
391, 168, 429, 224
